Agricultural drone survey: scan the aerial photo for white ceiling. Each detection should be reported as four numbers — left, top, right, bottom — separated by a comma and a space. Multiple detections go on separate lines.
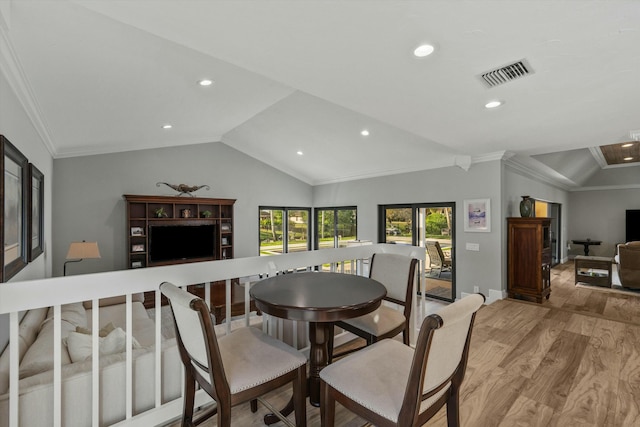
2, 0, 640, 187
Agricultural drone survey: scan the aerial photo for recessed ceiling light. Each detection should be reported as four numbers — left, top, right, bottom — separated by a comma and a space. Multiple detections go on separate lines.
413, 44, 435, 57
485, 100, 503, 109
622, 143, 634, 148
162, 124, 172, 129
297, 151, 303, 156
198, 79, 213, 86
624, 157, 634, 161
361, 129, 370, 136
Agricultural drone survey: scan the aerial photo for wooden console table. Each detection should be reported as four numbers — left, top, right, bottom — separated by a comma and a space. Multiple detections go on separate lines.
574, 256, 613, 288
572, 239, 602, 256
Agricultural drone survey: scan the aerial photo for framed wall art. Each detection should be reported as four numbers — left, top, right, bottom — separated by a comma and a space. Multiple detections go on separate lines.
1, 135, 29, 281
28, 163, 44, 261
463, 198, 491, 233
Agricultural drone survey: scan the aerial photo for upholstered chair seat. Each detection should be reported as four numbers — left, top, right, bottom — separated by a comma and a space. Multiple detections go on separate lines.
217, 327, 307, 394
339, 305, 406, 339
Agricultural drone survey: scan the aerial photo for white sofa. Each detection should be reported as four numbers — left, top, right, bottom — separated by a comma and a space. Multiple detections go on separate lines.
0, 295, 182, 427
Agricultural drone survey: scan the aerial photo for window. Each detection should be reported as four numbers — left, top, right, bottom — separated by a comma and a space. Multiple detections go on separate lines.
259, 207, 310, 255
314, 207, 357, 249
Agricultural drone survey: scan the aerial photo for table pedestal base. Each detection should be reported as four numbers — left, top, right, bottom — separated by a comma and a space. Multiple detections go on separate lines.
264, 322, 331, 424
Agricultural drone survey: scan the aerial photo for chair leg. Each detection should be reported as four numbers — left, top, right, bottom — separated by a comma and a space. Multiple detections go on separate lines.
217, 401, 232, 427
293, 364, 307, 427
320, 381, 335, 427
327, 325, 334, 364
250, 399, 258, 413
182, 370, 196, 427
446, 388, 460, 427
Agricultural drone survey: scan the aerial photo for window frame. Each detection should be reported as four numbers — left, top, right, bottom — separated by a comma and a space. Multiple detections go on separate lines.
313, 206, 358, 250
258, 206, 311, 255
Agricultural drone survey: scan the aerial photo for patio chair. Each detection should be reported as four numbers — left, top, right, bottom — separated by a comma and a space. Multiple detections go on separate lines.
320, 293, 485, 427
160, 282, 307, 427
426, 240, 452, 277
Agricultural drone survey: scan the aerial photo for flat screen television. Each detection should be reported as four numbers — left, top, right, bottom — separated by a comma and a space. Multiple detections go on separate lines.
149, 224, 215, 263
627, 210, 640, 242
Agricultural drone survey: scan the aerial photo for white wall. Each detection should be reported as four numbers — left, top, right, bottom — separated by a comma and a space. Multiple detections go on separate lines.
568, 188, 640, 257
52, 143, 312, 276
0, 62, 54, 352
313, 160, 504, 299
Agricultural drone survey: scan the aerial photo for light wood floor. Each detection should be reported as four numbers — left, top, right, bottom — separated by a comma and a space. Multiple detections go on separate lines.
168, 262, 640, 426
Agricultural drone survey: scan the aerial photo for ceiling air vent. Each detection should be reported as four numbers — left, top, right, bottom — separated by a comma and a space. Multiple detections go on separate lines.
479, 59, 532, 88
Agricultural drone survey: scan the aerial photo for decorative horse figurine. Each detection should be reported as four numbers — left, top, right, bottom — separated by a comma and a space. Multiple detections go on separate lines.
156, 182, 210, 197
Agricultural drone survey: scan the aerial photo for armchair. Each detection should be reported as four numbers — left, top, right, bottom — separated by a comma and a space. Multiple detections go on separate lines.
426, 241, 452, 277
617, 242, 640, 289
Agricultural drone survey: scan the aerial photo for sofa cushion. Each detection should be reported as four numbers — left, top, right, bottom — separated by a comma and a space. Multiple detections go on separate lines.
19, 303, 87, 379
0, 308, 48, 394
67, 327, 141, 363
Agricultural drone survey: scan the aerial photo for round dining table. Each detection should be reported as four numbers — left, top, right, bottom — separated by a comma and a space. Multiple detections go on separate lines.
250, 271, 386, 409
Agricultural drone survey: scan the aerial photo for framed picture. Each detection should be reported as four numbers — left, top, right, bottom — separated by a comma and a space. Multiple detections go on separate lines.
28, 163, 44, 262
463, 198, 491, 232
132, 244, 145, 253
221, 237, 229, 246
131, 260, 143, 268
130, 226, 143, 236
221, 223, 231, 232
1, 135, 29, 282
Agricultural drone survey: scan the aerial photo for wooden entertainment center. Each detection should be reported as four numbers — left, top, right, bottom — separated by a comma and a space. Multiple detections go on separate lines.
124, 194, 255, 322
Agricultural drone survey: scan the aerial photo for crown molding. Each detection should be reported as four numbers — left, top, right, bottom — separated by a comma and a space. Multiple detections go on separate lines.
472, 150, 513, 163
569, 183, 640, 192
589, 146, 608, 168
0, 20, 56, 156
504, 156, 573, 191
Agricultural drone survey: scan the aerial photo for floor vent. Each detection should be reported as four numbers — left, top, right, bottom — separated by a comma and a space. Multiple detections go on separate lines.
479, 60, 532, 88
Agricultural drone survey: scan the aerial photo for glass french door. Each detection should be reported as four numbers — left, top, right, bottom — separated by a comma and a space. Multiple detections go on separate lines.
379, 203, 455, 302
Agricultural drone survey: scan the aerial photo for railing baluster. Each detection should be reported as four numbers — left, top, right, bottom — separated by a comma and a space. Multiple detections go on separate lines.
9, 311, 18, 427
126, 294, 133, 418
154, 290, 162, 408
92, 298, 100, 427
53, 305, 62, 427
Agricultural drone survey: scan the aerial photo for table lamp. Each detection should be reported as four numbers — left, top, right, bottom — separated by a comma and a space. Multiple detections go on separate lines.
64, 241, 101, 276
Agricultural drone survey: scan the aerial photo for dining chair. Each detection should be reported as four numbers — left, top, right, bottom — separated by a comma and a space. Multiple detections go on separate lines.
320, 293, 485, 427
329, 252, 418, 361
160, 282, 307, 427
426, 240, 452, 277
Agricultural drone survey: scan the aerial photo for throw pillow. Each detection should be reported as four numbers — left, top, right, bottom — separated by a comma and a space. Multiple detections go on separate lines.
75, 322, 115, 337
66, 327, 141, 363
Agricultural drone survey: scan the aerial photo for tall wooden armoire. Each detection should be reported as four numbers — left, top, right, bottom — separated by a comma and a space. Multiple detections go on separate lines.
507, 217, 552, 303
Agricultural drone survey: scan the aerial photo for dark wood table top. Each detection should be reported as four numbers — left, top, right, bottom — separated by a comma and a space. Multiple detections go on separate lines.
250, 271, 386, 323
572, 239, 602, 245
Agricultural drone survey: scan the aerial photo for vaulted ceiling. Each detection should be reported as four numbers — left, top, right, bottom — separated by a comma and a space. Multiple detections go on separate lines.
1, 1, 639, 188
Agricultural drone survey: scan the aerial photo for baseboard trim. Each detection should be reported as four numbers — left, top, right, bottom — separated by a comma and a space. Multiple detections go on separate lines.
461, 288, 505, 304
